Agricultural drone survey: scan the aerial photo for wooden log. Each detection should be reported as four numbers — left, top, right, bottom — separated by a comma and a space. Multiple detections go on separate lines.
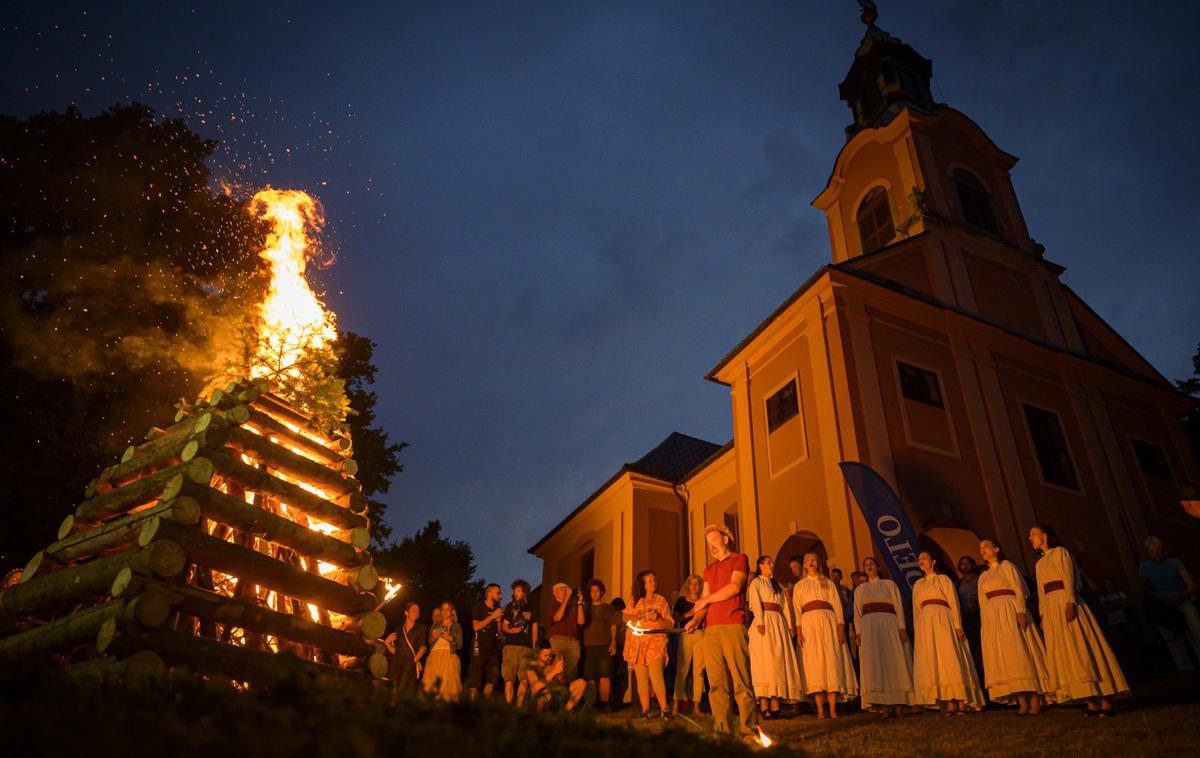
341, 459, 359, 477
0, 541, 186, 621
76, 459, 215, 523
183, 486, 368, 568
152, 583, 377, 657
253, 393, 351, 451
225, 426, 357, 497
66, 649, 166, 688
94, 592, 174, 652
349, 528, 371, 549
138, 519, 376, 616
0, 599, 126, 657
132, 410, 213, 456
335, 610, 387, 640
327, 564, 378, 593
18, 551, 48, 584
244, 407, 345, 466
202, 450, 366, 530
45, 499, 199, 564
111, 627, 368, 686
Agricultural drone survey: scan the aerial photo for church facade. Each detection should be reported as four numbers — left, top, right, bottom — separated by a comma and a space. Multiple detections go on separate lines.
529, 17, 1199, 607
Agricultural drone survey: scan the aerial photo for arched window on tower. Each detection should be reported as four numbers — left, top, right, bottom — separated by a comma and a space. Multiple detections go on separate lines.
856, 186, 894, 254
953, 168, 1003, 237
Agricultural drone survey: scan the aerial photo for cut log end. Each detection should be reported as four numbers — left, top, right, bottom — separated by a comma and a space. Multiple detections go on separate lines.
56, 515, 76, 541
349, 528, 371, 549
186, 457, 216, 485
357, 611, 386, 640
165, 496, 201, 526
180, 439, 200, 463
147, 538, 187, 578
96, 616, 119, 653
367, 652, 388, 678
162, 473, 186, 502
224, 405, 251, 425
192, 411, 213, 434
111, 567, 134, 597
121, 445, 137, 463
18, 552, 45, 584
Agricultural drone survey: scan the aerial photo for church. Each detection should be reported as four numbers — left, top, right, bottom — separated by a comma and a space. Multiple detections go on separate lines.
528, 11, 1200, 607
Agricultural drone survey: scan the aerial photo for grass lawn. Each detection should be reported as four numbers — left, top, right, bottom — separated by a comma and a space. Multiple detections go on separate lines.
603, 678, 1200, 757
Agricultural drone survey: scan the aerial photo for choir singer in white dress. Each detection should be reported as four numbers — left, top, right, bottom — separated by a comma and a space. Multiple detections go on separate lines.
912, 551, 985, 715
1029, 525, 1128, 717
748, 556, 805, 718
978, 539, 1052, 715
853, 557, 914, 717
792, 553, 858, 719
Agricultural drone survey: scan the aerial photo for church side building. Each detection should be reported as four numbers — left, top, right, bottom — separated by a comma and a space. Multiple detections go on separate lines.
530, 15, 1199, 608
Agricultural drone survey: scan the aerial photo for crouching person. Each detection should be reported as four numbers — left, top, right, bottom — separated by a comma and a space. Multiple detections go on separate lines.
527, 640, 587, 713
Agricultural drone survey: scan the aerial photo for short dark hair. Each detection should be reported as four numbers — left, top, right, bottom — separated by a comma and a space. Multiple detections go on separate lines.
403, 600, 419, 613
511, 579, 531, 594
610, 597, 626, 610
485, 582, 501, 593
831, 567, 844, 576
788, 555, 803, 565
588, 578, 606, 595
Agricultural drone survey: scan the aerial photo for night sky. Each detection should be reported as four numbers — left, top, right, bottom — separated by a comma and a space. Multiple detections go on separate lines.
3, 1, 1198, 590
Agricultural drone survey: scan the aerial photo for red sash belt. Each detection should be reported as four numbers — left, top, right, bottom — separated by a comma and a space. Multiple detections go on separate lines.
862, 602, 896, 615
802, 600, 834, 613
1042, 580, 1065, 593
761, 602, 782, 614
986, 589, 1016, 600
921, 598, 950, 609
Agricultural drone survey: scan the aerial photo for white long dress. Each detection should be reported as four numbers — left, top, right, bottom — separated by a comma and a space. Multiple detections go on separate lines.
793, 576, 859, 700
748, 576, 806, 700
912, 573, 985, 708
854, 577, 914, 707
1035, 546, 1129, 702
978, 560, 1052, 703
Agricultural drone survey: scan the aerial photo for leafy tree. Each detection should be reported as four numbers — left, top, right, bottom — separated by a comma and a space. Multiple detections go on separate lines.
373, 520, 485, 628
1178, 341, 1200, 459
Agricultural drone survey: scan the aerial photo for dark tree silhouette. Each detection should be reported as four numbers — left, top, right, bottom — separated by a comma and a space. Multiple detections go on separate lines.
373, 520, 485, 630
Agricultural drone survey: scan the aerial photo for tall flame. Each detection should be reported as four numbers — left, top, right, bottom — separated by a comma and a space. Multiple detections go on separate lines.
248, 189, 337, 379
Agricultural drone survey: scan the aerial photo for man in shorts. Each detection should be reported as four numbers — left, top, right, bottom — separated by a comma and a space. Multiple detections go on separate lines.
579, 578, 617, 711
468, 582, 504, 699
501, 579, 537, 706
527, 640, 587, 713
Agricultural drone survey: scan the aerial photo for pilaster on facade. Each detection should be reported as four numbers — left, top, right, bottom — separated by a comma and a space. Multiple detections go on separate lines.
949, 335, 1019, 541
1084, 386, 1151, 545
944, 246, 979, 312
969, 339, 1040, 570
1062, 372, 1141, 589
801, 289, 859, 570
1043, 272, 1085, 353
730, 366, 762, 561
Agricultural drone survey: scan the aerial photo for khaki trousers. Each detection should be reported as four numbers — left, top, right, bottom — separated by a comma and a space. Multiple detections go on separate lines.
703, 624, 758, 737
550, 636, 580, 679
672, 629, 706, 703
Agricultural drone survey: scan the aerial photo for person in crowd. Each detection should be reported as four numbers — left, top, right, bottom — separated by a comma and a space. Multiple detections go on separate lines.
1029, 526, 1128, 715
501, 579, 537, 706
787, 555, 804, 590
610, 596, 629, 708
1139, 535, 1200, 671
912, 551, 984, 715
622, 569, 674, 718
686, 524, 759, 742
978, 539, 1051, 714
580, 578, 618, 711
430, 606, 442, 630
793, 552, 858, 718
468, 583, 504, 700
544, 581, 582, 680
672, 574, 705, 715
854, 556, 914, 716
422, 600, 463, 701
1097, 577, 1141, 672
385, 600, 428, 701
527, 639, 588, 713
956, 555, 985, 680
748, 556, 805, 718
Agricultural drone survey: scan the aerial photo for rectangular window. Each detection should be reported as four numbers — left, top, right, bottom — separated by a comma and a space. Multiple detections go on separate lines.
897, 362, 944, 408
1022, 404, 1079, 490
766, 379, 799, 433
723, 509, 739, 548
1132, 439, 1173, 480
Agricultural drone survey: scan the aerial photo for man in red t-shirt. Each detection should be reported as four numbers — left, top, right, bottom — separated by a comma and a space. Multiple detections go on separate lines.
685, 524, 758, 740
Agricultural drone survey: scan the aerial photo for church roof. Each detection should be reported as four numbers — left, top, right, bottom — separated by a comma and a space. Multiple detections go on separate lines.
527, 431, 723, 555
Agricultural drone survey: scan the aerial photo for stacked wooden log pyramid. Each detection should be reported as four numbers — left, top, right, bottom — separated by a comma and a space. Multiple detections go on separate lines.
0, 378, 389, 688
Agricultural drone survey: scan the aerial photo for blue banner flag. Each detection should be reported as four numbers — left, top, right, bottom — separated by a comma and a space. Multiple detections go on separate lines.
838, 461, 923, 620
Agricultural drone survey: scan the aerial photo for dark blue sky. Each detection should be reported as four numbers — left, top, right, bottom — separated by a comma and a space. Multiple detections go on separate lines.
4, 1, 1198, 589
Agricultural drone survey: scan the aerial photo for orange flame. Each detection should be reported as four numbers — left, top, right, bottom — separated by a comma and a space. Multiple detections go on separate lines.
756, 727, 773, 748
247, 189, 336, 380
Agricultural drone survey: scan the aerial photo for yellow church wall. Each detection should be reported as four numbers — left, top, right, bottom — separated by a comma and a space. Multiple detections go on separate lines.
629, 478, 688, 599
962, 250, 1047, 339
532, 474, 628, 619
680, 445, 736, 577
